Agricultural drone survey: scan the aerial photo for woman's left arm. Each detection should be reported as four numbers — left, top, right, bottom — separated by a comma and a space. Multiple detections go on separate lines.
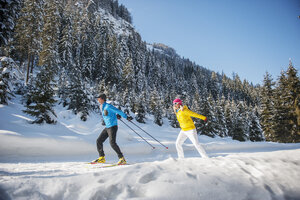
185, 109, 207, 121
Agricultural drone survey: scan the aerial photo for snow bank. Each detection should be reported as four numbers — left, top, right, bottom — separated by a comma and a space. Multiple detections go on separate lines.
0, 149, 299, 200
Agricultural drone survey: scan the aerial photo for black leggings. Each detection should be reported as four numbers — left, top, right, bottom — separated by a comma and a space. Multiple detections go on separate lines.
97, 126, 123, 158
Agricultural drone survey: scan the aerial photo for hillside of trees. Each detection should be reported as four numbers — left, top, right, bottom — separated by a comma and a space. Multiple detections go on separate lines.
0, 0, 299, 142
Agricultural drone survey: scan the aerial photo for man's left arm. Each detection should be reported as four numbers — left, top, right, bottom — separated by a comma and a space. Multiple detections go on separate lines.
109, 105, 127, 119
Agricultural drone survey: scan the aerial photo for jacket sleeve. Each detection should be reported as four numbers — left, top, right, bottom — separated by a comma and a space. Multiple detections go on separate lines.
185, 107, 207, 121
107, 104, 128, 119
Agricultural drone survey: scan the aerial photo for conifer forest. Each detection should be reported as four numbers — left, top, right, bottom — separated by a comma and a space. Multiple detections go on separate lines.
1, 0, 299, 143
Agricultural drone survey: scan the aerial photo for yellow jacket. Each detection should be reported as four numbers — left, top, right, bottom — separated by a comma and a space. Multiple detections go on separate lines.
176, 105, 207, 131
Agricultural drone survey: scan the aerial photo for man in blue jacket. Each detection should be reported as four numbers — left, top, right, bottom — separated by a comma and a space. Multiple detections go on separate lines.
92, 94, 133, 165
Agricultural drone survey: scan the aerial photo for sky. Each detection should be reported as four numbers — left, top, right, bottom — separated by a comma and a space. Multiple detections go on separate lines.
118, 0, 300, 85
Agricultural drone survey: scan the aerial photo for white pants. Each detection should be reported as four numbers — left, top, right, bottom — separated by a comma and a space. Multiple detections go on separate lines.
176, 129, 208, 158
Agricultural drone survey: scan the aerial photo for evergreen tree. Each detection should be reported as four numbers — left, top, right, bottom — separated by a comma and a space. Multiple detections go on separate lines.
191, 91, 203, 133
106, 35, 121, 85
208, 71, 220, 100
0, 58, 13, 104
199, 93, 216, 137
272, 71, 290, 142
58, 7, 75, 106
135, 92, 146, 123
13, 0, 44, 83
225, 100, 238, 137
122, 57, 134, 90
260, 72, 275, 141
39, 0, 61, 72
284, 61, 300, 142
0, 0, 22, 48
215, 95, 227, 137
225, 99, 234, 137
232, 102, 248, 141
249, 107, 264, 141
121, 87, 131, 108
23, 0, 62, 124
23, 67, 57, 124
150, 89, 163, 126
67, 77, 91, 121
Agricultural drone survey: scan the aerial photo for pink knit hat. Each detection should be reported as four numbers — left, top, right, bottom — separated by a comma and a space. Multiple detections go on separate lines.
173, 98, 182, 105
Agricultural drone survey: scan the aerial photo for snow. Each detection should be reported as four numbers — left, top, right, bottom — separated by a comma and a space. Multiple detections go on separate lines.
97, 7, 132, 37
1, 96, 300, 200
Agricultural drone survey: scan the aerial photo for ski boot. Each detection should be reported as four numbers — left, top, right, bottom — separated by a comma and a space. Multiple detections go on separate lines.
91, 156, 105, 164
117, 157, 126, 165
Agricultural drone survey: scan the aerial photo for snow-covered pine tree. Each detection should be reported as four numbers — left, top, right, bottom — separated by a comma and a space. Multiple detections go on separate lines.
249, 106, 264, 141
221, 74, 230, 100
272, 71, 291, 142
225, 99, 236, 138
39, 0, 61, 71
58, 6, 75, 107
147, 53, 159, 89
232, 101, 248, 141
106, 35, 122, 85
168, 88, 180, 128
122, 57, 134, 90
135, 92, 146, 123
67, 72, 91, 121
93, 24, 108, 83
129, 90, 137, 113
215, 95, 228, 137
199, 93, 216, 137
0, 58, 14, 104
0, 0, 22, 48
136, 66, 146, 94
284, 61, 300, 142
117, 3, 132, 23
260, 72, 275, 141
150, 89, 163, 126
109, 84, 118, 102
121, 87, 130, 108
23, 0, 62, 124
13, 0, 44, 84
207, 71, 220, 100
191, 91, 202, 133
23, 67, 57, 124
80, 7, 98, 83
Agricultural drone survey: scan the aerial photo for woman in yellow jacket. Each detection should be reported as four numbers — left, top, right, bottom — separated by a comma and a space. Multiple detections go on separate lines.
173, 98, 208, 158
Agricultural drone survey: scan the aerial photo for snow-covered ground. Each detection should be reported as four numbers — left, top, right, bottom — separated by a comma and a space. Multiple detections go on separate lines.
1, 97, 300, 200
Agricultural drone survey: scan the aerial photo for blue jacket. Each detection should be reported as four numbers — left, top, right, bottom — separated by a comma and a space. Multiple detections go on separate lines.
101, 102, 127, 128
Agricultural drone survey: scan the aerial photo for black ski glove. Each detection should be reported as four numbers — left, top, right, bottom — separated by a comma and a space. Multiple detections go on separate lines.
102, 120, 105, 126
116, 114, 121, 119
127, 116, 133, 121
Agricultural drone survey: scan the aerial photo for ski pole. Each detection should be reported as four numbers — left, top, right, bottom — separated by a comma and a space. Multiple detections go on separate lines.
120, 119, 155, 150
129, 121, 168, 149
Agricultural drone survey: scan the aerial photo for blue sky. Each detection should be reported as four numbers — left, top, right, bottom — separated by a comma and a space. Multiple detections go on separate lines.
118, 0, 300, 85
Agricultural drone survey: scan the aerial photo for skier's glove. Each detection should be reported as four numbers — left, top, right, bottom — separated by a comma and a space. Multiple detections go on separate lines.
204, 117, 208, 123
116, 114, 121, 119
103, 110, 108, 116
127, 116, 133, 121
102, 120, 105, 126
